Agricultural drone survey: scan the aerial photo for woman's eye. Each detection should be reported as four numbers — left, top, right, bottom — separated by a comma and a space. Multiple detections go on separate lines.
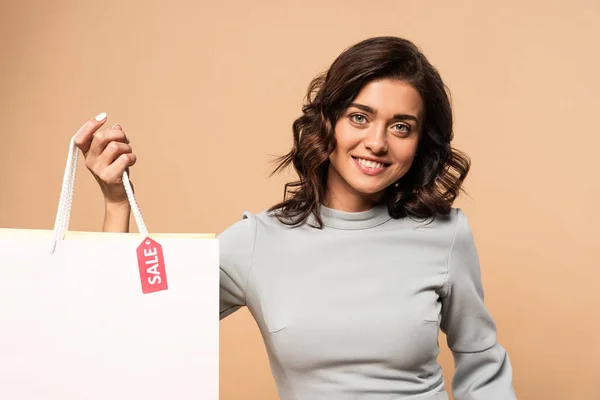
350, 114, 367, 124
393, 124, 410, 133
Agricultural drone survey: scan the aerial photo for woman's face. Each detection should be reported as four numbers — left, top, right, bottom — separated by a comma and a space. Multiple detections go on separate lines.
327, 78, 423, 211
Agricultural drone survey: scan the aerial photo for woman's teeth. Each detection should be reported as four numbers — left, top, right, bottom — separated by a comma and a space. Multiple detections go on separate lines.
356, 157, 386, 169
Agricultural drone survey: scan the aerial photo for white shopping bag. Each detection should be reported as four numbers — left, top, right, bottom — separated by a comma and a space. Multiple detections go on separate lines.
0, 137, 219, 399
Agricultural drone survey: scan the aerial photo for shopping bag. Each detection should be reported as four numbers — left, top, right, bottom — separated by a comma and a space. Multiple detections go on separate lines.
0, 136, 219, 399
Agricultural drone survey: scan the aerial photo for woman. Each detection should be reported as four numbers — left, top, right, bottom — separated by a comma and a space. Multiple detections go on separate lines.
74, 36, 516, 399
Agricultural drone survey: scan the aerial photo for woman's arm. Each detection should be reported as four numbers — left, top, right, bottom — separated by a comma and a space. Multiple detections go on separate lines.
218, 212, 257, 320
103, 201, 131, 233
74, 113, 255, 318
72, 113, 136, 233
440, 209, 517, 399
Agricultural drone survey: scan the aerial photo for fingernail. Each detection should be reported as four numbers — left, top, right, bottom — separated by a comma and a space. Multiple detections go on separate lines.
112, 124, 122, 130
125, 134, 130, 143
95, 112, 107, 121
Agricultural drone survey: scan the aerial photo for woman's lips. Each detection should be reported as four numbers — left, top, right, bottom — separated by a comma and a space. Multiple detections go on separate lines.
352, 156, 389, 176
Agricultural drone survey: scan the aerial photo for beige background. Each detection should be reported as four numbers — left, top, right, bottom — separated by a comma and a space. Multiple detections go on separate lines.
1, 1, 599, 399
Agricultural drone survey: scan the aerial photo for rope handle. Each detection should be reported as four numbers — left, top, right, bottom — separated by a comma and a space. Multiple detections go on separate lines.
50, 135, 148, 253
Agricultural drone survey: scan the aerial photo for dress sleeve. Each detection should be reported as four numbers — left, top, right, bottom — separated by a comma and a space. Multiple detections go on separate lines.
440, 209, 517, 399
218, 212, 257, 320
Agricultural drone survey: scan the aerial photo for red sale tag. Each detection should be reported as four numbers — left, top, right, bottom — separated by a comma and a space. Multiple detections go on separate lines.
137, 237, 168, 294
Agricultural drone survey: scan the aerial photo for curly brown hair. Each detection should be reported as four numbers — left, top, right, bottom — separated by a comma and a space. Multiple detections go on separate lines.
269, 36, 471, 228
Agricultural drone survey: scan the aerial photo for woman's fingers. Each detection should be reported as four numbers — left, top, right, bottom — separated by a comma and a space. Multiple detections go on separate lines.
86, 140, 137, 184
73, 112, 108, 155
87, 126, 129, 159
98, 153, 138, 185
72, 113, 136, 204
97, 141, 133, 166
111, 124, 130, 143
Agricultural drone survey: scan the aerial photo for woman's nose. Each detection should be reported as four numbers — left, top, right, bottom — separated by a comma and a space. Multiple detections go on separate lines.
364, 125, 388, 154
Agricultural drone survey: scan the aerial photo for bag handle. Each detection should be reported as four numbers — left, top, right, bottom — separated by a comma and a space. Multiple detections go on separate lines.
50, 135, 148, 253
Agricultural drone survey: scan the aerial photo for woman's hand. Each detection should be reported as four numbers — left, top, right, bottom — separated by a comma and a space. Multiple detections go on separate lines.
73, 112, 137, 232
73, 112, 137, 205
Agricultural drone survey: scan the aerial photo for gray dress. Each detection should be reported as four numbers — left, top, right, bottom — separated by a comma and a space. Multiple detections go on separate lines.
219, 204, 516, 399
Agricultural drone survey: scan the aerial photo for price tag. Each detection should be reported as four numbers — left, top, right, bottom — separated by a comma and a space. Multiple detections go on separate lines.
137, 237, 168, 294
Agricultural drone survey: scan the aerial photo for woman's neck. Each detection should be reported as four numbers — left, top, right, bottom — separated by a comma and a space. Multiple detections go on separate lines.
323, 192, 376, 212
323, 171, 384, 212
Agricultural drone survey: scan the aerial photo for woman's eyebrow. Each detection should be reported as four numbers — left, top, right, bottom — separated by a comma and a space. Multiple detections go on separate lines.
349, 103, 419, 123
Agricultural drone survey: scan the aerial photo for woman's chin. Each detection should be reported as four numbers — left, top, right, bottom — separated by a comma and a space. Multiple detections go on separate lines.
350, 183, 389, 198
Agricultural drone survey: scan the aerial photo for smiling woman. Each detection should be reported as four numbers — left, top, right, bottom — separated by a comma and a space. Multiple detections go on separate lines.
76, 36, 516, 400
327, 79, 423, 210
269, 36, 470, 227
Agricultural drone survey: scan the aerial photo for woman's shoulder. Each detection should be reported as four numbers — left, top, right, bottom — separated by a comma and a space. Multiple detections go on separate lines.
392, 207, 472, 247
217, 208, 287, 239
400, 207, 466, 229
241, 208, 301, 232
417, 207, 477, 246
